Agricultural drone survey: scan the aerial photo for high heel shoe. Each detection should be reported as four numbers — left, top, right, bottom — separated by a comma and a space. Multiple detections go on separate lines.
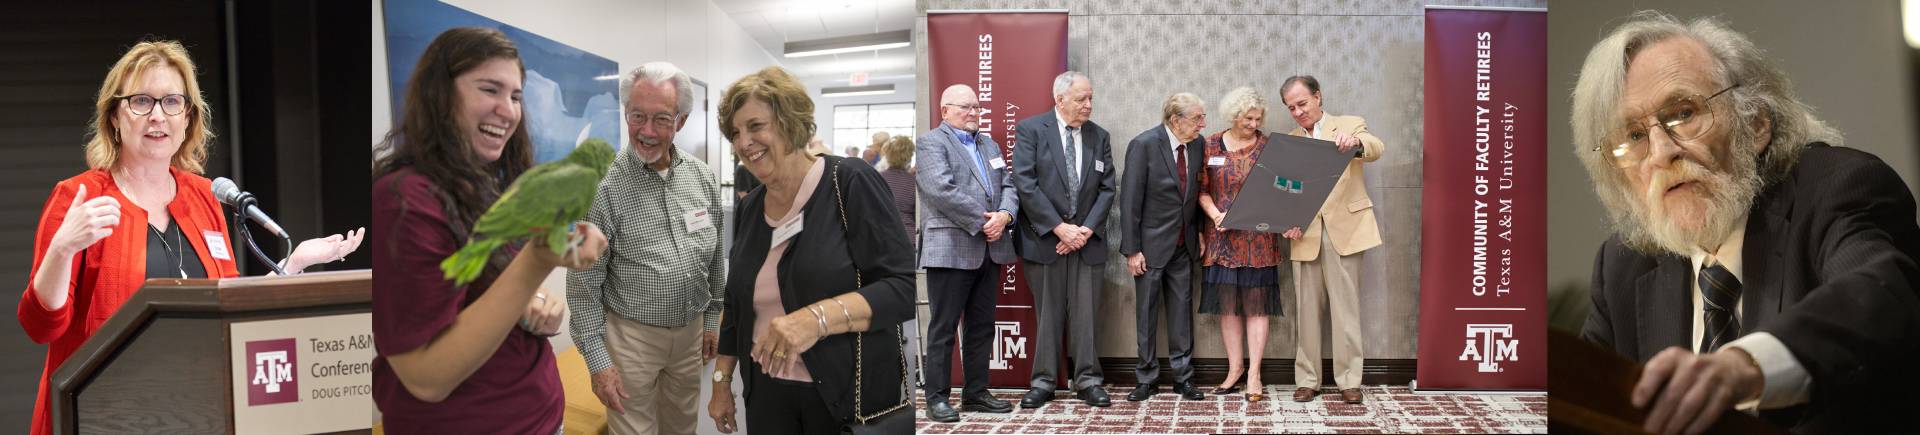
1212, 372, 1244, 395
1245, 382, 1265, 402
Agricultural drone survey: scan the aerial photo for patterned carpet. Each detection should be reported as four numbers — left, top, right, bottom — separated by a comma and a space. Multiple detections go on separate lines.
915, 386, 1547, 434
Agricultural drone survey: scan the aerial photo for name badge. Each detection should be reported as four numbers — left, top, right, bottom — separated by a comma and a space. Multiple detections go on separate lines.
770, 213, 804, 247
988, 157, 1007, 170
1208, 156, 1227, 166
203, 230, 231, 261
1094, 160, 1105, 173
685, 208, 713, 233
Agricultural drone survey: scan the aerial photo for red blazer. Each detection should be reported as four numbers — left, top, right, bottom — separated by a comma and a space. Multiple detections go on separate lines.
16, 168, 240, 435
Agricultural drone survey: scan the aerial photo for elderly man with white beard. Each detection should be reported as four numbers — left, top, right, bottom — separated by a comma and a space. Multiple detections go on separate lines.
1572, 11, 1920, 435
566, 62, 727, 435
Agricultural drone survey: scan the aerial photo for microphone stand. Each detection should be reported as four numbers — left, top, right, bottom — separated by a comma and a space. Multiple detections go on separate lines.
229, 200, 290, 276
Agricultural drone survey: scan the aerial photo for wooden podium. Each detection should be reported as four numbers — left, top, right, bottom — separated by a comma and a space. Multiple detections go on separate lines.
48, 270, 372, 435
1548, 328, 1787, 435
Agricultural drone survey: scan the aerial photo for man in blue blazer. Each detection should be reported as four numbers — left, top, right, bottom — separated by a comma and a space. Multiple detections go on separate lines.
915, 84, 1018, 422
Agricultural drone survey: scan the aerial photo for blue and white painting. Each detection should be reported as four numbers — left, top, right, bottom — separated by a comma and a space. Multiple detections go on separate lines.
384, 0, 621, 163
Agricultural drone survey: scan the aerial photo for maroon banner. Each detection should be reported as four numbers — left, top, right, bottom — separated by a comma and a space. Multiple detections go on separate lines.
1418, 7, 1547, 391
927, 10, 1067, 388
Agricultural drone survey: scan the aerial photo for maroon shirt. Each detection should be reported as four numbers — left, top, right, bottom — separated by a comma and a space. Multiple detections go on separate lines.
370, 167, 562, 434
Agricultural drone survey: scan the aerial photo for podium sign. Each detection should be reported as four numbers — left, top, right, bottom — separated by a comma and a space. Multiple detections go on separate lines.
229, 313, 374, 434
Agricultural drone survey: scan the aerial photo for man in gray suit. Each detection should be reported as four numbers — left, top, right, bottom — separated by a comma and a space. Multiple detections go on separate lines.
1013, 71, 1118, 408
1120, 93, 1208, 402
915, 84, 1018, 422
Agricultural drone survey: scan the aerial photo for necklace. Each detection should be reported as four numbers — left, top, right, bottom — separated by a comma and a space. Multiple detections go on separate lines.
149, 222, 186, 278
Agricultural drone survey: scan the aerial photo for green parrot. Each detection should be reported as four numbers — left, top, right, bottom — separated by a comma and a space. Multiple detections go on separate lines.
440, 138, 617, 286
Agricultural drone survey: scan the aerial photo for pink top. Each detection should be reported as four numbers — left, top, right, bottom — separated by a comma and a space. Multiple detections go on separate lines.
754, 157, 826, 382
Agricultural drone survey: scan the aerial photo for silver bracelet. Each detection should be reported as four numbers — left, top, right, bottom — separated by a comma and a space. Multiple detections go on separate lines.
830, 298, 854, 332
808, 304, 829, 336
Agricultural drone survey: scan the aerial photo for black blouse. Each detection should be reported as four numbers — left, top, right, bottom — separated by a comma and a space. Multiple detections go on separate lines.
719, 155, 916, 421
144, 218, 206, 279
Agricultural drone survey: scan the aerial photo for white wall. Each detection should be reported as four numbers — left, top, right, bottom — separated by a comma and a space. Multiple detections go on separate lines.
807, 75, 917, 154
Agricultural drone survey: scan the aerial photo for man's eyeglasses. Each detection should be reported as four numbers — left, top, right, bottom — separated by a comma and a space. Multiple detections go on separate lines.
115, 94, 189, 117
1594, 82, 1739, 168
942, 103, 982, 112
626, 111, 680, 131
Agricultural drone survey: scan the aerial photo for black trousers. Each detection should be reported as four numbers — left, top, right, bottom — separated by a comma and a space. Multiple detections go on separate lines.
922, 264, 1001, 403
745, 369, 843, 435
1135, 245, 1195, 385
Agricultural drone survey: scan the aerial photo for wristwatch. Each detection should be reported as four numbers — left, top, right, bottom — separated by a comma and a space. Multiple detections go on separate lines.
712, 370, 732, 383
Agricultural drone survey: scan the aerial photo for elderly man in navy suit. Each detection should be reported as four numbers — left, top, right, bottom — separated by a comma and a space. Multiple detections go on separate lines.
1012, 71, 1118, 408
915, 84, 1018, 422
1572, 11, 1920, 434
1120, 93, 1209, 402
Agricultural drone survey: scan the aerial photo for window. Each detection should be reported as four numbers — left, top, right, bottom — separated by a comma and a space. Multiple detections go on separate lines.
833, 103, 915, 159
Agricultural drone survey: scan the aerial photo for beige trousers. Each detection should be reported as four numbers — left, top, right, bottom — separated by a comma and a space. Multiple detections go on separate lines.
1292, 225, 1365, 390
603, 311, 703, 435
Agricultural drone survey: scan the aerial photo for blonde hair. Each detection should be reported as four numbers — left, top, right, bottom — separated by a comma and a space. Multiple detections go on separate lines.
85, 40, 214, 174
882, 136, 914, 169
1218, 87, 1266, 125
719, 67, 817, 154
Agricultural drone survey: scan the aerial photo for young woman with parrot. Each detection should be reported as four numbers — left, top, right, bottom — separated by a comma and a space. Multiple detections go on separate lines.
368, 27, 609, 434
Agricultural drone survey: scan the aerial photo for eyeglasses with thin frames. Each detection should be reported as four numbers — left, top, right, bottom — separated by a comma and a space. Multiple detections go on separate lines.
1594, 82, 1739, 168
625, 111, 680, 131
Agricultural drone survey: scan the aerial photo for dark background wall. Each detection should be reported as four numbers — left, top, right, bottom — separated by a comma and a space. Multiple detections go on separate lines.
0, 1, 370, 428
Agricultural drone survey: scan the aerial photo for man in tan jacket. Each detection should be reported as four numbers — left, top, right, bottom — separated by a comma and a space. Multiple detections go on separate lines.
1279, 75, 1383, 404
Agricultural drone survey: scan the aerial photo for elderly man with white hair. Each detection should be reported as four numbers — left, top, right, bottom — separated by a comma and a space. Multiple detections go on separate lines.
1012, 71, 1118, 408
566, 61, 726, 435
1572, 11, 1920, 435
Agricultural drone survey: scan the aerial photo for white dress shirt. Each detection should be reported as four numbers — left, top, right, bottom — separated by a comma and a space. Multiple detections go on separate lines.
1055, 111, 1082, 182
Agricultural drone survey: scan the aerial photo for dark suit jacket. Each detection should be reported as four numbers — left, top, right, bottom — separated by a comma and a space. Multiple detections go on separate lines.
720, 155, 916, 421
1011, 112, 1117, 265
1581, 144, 1920, 432
1119, 124, 1204, 268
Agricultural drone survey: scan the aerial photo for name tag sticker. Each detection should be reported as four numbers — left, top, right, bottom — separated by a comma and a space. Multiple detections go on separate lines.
1208, 156, 1226, 166
203, 230, 231, 261
685, 208, 713, 233
1094, 160, 1105, 173
771, 213, 804, 247
988, 157, 1007, 170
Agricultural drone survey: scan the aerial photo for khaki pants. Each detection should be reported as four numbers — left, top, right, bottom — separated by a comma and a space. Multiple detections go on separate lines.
603, 311, 703, 435
1292, 226, 1365, 390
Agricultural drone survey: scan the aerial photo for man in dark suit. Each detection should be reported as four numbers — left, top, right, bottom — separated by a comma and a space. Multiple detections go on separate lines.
914, 84, 1018, 422
1012, 70, 1118, 408
1571, 12, 1920, 434
1119, 93, 1208, 402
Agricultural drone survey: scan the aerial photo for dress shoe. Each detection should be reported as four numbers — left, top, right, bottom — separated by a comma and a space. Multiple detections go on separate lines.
1076, 386, 1112, 407
1213, 372, 1244, 394
1292, 387, 1319, 402
1246, 383, 1265, 402
961, 392, 1013, 413
1020, 388, 1054, 408
1172, 382, 1205, 400
1127, 383, 1157, 401
1341, 388, 1363, 404
926, 401, 960, 423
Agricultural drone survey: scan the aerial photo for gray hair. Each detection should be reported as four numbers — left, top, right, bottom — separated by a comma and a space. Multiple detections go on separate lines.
1051, 71, 1089, 98
1161, 92, 1204, 123
619, 61, 694, 120
1570, 10, 1841, 252
1217, 87, 1267, 124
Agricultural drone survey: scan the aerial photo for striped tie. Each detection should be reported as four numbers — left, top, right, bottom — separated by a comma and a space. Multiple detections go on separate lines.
1697, 262, 1742, 352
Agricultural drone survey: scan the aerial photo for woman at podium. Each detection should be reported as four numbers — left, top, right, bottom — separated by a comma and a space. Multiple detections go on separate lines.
16, 40, 364, 435
369, 27, 608, 434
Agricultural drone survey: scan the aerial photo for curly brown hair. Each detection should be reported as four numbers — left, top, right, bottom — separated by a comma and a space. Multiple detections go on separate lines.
718, 66, 816, 155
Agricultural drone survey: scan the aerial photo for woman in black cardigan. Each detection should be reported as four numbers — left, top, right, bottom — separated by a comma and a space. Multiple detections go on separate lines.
708, 66, 916, 435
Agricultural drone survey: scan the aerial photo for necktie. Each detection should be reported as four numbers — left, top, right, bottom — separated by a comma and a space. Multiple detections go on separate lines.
961, 132, 990, 192
1698, 262, 1742, 353
1175, 143, 1187, 246
1065, 127, 1081, 214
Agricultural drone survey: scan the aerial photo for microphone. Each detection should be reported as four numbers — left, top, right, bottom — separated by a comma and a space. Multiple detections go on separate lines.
211, 177, 288, 239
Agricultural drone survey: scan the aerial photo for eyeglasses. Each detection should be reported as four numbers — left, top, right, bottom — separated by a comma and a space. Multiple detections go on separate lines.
942, 103, 981, 111
1595, 82, 1739, 168
626, 111, 680, 131
116, 94, 189, 117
